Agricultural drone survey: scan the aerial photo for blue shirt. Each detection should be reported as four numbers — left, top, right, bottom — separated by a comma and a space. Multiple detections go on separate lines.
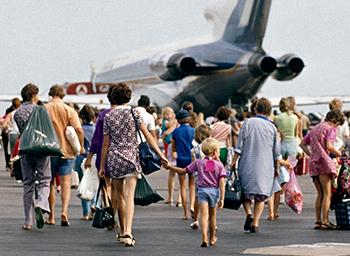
172, 123, 195, 167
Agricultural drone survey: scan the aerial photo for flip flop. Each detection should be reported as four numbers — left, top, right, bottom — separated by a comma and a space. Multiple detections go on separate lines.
44, 220, 55, 225
22, 224, 32, 230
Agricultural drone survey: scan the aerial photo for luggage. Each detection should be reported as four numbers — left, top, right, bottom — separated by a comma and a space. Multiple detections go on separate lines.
294, 156, 309, 176
334, 199, 350, 230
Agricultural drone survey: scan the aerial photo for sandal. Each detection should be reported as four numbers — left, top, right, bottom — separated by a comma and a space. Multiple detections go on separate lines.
210, 228, 217, 246
123, 234, 136, 247
22, 224, 32, 230
190, 221, 199, 230
320, 222, 337, 230
314, 221, 321, 230
200, 242, 208, 247
267, 216, 275, 221
44, 220, 55, 225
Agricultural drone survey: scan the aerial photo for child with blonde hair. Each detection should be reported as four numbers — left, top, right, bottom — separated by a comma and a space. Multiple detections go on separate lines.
161, 106, 181, 205
165, 138, 226, 247
190, 124, 212, 229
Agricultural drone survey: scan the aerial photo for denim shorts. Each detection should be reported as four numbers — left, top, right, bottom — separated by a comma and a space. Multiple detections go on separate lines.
51, 156, 74, 177
197, 187, 220, 208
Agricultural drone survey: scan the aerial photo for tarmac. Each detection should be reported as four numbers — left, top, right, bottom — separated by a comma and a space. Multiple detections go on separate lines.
0, 147, 350, 256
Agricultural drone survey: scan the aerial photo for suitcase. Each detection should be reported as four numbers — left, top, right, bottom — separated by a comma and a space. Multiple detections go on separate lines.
334, 199, 350, 230
294, 156, 309, 176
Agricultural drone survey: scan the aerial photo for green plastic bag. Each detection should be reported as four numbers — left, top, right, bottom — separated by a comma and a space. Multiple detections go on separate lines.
19, 106, 63, 156
134, 173, 164, 206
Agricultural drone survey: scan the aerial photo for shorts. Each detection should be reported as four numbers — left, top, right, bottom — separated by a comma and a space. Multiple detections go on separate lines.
51, 156, 74, 177
277, 166, 290, 185
281, 139, 298, 159
197, 187, 220, 208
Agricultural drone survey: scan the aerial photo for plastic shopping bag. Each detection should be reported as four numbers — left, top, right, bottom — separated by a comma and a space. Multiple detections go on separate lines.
285, 170, 303, 214
19, 106, 62, 156
77, 159, 99, 201
134, 173, 164, 206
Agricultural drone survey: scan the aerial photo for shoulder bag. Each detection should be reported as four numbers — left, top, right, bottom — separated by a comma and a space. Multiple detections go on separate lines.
131, 108, 161, 175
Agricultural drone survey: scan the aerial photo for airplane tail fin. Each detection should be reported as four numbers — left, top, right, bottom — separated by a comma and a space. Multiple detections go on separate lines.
204, 0, 272, 50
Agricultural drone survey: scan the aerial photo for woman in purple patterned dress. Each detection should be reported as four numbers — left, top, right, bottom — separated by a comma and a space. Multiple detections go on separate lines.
99, 83, 167, 246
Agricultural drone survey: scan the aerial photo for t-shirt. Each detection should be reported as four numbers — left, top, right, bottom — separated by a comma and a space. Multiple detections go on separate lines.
135, 106, 156, 143
45, 98, 82, 159
172, 123, 195, 167
186, 157, 226, 188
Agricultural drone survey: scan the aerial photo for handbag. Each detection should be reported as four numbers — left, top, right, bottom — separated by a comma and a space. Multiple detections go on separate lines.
131, 109, 161, 175
19, 106, 62, 156
92, 179, 114, 229
224, 167, 242, 210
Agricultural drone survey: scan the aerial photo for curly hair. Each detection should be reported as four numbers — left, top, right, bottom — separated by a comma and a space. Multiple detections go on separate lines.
21, 83, 39, 102
325, 109, 345, 126
329, 98, 343, 111
108, 83, 131, 105
215, 106, 232, 121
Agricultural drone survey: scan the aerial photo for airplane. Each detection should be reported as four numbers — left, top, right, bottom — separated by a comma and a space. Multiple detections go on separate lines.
63, 0, 305, 115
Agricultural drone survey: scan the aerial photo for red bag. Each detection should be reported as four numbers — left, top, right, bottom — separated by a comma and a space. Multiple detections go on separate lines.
294, 156, 309, 176
285, 170, 303, 214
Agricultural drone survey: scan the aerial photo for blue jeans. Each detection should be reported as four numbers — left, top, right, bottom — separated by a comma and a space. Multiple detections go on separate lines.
51, 156, 74, 177
81, 196, 96, 216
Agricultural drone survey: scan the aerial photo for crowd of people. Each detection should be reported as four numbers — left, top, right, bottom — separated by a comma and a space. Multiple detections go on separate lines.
0, 82, 350, 248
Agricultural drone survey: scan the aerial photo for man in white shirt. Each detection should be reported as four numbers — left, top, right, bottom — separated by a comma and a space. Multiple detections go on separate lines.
135, 95, 157, 142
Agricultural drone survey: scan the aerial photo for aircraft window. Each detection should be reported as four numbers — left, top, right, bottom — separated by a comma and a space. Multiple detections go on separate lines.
239, 0, 254, 28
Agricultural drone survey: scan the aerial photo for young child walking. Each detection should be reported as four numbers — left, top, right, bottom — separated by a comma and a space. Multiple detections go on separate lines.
165, 138, 226, 247
190, 124, 212, 229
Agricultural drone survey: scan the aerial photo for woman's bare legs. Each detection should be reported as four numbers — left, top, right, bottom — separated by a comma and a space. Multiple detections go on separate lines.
313, 176, 323, 224
124, 177, 138, 237
114, 179, 125, 236
318, 174, 332, 224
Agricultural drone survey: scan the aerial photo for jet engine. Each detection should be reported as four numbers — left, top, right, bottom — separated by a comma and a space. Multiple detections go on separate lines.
272, 54, 304, 81
248, 54, 277, 78
149, 53, 196, 81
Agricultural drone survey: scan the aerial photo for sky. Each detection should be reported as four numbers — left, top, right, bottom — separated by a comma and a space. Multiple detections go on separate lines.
1, 0, 350, 113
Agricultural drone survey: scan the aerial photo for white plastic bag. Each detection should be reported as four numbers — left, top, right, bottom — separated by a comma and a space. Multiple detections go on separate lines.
65, 126, 81, 156
77, 158, 99, 201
